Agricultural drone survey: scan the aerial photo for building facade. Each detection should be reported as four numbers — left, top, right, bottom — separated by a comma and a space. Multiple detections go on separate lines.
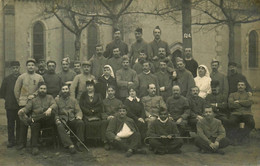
0, 0, 259, 89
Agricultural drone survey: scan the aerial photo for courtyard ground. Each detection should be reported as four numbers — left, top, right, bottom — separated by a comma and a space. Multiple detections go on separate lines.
0, 93, 259, 166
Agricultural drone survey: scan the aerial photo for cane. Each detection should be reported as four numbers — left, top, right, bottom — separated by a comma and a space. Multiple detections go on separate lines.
144, 135, 192, 146
60, 118, 90, 151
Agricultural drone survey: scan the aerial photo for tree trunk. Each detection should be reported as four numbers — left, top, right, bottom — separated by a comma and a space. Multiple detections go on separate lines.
228, 23, 235, 63
74, 33, 81, 60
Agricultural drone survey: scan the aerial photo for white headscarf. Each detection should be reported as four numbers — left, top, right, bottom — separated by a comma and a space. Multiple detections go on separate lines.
196, 64, 210, 78
102, 65, 115, 78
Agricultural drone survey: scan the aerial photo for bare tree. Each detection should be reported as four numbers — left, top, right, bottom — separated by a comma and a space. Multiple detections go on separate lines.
40, 0, 180, 59
41, 0, 95, 60
192, 0, 260, 62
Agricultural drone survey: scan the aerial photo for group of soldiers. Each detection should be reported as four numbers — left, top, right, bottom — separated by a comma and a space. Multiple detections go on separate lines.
0, 26, 255, 158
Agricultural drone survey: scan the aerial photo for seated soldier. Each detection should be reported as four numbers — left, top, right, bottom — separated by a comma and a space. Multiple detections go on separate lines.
205, 80, 229, 129
166, 85, 190, 136
147, 108, 183, 155
188, 86, 206, 131
228, 81, 254, 144
18, 82, 56, 155
106, 104, 145, 157
101, 85, 122, 150
55, 84, 85, 154
142, 83, 167, 127
195, 105, 229, 154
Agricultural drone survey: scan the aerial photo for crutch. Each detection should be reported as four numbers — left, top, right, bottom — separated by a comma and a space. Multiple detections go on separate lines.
60, 118, 90, 151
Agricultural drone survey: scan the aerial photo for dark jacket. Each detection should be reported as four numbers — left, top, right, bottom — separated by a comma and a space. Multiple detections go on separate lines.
124, 98, 145, 122
96, 76, 117, 99
106, 116, 139, 141
79, 92, 103, 121
43, 72, 62, 98
147, 119, 180, 137
0, 73, 20, 110
188, 96, 206, 119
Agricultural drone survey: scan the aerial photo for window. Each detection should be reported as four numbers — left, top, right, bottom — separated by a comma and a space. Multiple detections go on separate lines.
87, 23, 98, 59
33, 22, 45, 63
249, 30, 258, 68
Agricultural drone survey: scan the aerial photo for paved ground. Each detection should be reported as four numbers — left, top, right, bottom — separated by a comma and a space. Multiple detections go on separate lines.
0, 92, 259, 166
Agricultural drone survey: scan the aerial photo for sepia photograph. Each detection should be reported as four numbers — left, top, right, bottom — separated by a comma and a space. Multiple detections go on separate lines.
0, 0, 259, 165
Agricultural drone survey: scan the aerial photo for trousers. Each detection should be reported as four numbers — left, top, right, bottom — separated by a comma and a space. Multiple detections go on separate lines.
57, 119, 85, 147
6, 109, 20, 144
194, 137, 229, 152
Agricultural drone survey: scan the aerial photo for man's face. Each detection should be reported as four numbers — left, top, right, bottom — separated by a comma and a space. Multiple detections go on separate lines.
177, 61, 185, 70
172, 86, 180, 98
38, 61, 46, 70
135, 31, 142, 41
86, 84, 94, 92
118, 108, 127, 118
96, 46, 103, 56
114, 31, 121, 40
211, 62, 219, 72
198, 66, 206, 77
11, 66, 20, 75
159, 62, 167, 71
212, 86, 220, 95
159, 110, 168, 121
47, 63, 56, 73
184, 49, 192, 59
113, 48, 120, 58
82, 64, 91, 74
204, 108, 214, 120
143, 62, 150, 72
61, 85, 70, 98
139, 53, 147, 61
27, 62, 35, 73
107, 87, 115, 98
153, 29, 161, 40
228, 65, 237, 75
38, 85, 47, 97
103, 67, 111, 76
122, 60, 129, 69
237, 82, 246, 92
62, 61, 69, 71
148, 84, 156, 96
191, 87, 199, 97
158, 48, 166, 58
74, 63, 81, 74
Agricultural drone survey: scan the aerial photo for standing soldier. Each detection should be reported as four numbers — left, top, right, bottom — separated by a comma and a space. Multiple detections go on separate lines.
58, 57, 76, 85
0, 61, 21, 148
148, 26, 171, 60
129, 27, 148, 66
104, 28, 128, 59
14, 58, 44, 150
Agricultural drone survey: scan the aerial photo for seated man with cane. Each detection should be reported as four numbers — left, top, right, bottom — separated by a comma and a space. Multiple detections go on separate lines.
55, 84, 86, 154
18, 82, 56, 155
194, 105, 229, 154
147, 108, 183, 155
